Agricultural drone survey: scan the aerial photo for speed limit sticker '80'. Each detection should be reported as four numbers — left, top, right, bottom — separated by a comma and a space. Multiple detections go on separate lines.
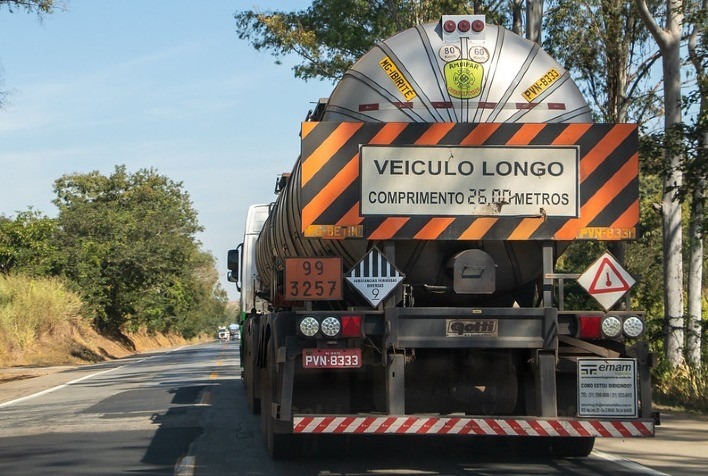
285, 257, 343, 301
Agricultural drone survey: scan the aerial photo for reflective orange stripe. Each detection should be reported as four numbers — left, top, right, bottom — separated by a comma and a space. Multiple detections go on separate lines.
459, 218, 498, 239
302, 122, 363, 187
580, 125, 634, 180
612, 199, 639, 229
552, 123, 593, 145
336, 203, 364, 227
301, 122, 318, 140
555, 153, 639, 239
414, 218, 455, 239
415, 123, 455, 144
369, 217, 409, 240
460, 123, 501, 145
303, 155, 359, 226
508, 218, 545, 240
370, 122, 408, 144
507, 123, 546, 145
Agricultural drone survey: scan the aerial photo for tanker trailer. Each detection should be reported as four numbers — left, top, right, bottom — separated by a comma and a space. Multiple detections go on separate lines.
228, 15, 656, 458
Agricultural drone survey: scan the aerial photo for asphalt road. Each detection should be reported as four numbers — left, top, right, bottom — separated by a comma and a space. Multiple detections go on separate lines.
0, 341, 705, 475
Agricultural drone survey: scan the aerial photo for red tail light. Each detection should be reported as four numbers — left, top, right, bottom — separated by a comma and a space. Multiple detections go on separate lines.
578, 315, 603, 339
340, 315, 363, 338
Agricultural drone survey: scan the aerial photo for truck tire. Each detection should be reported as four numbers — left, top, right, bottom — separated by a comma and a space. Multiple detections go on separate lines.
260, 337, 298, 459
243, 321, 260, 414
549, 437, 595, 458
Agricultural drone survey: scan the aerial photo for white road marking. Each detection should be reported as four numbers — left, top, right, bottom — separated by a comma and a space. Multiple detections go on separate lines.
0, 365, 124, 409
174, 455, 196, 476
593, 449, 670, 475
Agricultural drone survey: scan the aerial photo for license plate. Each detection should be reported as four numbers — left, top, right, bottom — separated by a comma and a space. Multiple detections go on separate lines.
302, 348, 362, 369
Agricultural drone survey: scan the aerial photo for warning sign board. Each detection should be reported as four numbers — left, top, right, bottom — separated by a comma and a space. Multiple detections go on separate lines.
577, 252, 636, 310
359, 145, 579, 218
345, 247, 404, 308
577, 358, 638, 418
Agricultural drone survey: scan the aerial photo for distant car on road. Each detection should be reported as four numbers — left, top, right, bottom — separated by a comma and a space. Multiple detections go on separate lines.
228, 323, 240, 341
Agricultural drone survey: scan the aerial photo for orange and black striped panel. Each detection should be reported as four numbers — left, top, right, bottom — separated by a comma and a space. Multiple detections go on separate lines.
300, 122, 638, 241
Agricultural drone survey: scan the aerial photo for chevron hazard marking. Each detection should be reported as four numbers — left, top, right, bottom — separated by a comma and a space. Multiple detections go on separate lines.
577, 252, 636, 310
346, 247, 403, 308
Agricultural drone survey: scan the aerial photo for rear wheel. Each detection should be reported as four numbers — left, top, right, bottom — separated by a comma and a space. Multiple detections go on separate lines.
243, 321, 260, 414
549, 437, 595, 458
513, 436, 595, 458
260, 337, 298, 458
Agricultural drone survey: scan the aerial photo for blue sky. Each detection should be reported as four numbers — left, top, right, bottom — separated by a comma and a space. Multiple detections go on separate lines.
0, 0, 334, 301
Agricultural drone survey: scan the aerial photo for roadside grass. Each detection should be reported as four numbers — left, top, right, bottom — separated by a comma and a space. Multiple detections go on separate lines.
654, 362, 708, 413
0, 274, 88, 363
0, 274, 210, 369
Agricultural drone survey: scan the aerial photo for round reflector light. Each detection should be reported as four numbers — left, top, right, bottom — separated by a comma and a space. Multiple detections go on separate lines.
623, 316, 644, 338
299, 317, 319, 337
457, 19, 470, 32
472, 20, 485, 32
601, 315, 622, 338
443, 20, 456, 33
320, 316, 341, 337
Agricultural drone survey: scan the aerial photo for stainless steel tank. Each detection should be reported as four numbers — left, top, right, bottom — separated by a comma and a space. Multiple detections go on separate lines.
256, 18, 591, 307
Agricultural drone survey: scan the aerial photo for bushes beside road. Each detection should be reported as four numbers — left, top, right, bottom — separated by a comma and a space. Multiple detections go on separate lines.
0, 273, 205, 368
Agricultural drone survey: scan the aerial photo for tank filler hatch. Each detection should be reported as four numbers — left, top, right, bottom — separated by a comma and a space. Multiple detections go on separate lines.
447, 249, 496, 294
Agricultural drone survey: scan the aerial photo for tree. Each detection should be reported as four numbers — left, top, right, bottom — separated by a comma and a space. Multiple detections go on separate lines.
544, 0, 661, 124
0, 0, 58, 14
683, 0, 706, 368
637, 0, 687, 368
234, 0, 505, 82
52, 166, 207, 333
0, 209, 58, 275
526, 0, 543, 43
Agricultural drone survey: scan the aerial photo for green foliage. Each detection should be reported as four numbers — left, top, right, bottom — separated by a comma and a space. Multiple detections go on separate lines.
555, 240, 608, 310
234, 0, 506, 82
0, 209, 59, 276
653, 361, 708, 412
543, 0, 662, 124
51, 165, 225, 334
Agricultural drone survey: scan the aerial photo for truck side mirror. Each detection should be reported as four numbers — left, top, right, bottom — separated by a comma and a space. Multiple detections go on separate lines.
227, 245, 242, 291
227, 246, 240, 272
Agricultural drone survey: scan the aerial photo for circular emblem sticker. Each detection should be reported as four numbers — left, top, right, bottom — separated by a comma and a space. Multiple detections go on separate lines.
444, 60, 484, 99
469, 45, 490, 63
439, 44, 461, 62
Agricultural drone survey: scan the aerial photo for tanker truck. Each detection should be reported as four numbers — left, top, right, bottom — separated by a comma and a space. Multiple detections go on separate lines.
227, 15, 656, 458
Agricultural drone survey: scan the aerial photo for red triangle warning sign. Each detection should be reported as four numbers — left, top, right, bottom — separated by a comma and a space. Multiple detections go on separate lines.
577, 252, 636, 311
588, 258, 631, 294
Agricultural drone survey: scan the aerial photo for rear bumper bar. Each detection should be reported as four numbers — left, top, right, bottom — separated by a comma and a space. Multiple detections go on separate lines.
293, 415, 655, 437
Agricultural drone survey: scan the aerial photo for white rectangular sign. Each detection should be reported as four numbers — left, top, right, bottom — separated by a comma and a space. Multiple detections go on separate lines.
360, 145, 579, 217
577, 358, 638, 418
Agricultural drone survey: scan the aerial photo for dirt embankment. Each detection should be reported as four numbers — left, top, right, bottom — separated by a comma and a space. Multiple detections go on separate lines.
0, 322, 207, 384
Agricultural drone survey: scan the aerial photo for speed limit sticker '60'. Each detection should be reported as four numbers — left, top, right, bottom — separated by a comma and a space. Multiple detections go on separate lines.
285, 257, 343, 301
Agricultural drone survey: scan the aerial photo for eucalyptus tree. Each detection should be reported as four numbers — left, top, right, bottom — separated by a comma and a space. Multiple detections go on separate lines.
684, 0, 706, 369
637, 0, 687, 368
